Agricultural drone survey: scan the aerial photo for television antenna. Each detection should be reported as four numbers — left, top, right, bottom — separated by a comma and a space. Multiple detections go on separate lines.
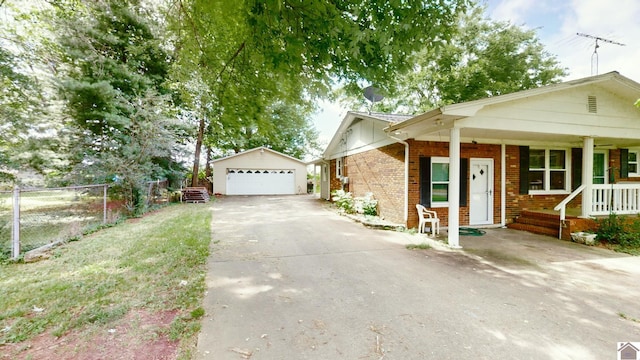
576, 33, 625, 75
363, 86, 384, 114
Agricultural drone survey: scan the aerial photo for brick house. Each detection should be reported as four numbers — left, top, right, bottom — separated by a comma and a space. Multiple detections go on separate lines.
316, 72, 640, 247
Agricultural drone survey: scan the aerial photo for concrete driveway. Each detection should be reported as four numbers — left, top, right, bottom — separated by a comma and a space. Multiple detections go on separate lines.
197, 195, 640, 360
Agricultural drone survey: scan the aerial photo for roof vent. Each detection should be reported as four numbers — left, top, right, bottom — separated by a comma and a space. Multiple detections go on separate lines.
588, 95, 597, 113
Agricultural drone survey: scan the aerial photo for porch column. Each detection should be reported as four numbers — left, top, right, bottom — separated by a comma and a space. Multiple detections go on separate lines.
582, 137, 594, 218
448, 127, 461, 248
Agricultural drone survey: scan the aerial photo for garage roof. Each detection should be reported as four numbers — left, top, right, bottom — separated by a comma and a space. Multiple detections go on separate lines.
211, 146, 306, 164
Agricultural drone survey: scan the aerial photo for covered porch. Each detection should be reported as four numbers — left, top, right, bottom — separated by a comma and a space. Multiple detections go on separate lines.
385, 72, 640, 247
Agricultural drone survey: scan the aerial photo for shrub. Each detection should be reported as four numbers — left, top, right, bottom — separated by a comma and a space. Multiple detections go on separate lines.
331, 190, 355, 214
595, 213, 624, 244
595, 213, 640, 247
355, 192, 378, 216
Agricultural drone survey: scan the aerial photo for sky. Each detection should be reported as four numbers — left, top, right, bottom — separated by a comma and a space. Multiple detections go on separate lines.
311, 0, 640, 145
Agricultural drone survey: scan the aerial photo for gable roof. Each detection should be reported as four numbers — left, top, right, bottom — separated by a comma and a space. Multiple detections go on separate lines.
385, 71, 640, 146
323, 111, 413, 158
211, 146, 305, 165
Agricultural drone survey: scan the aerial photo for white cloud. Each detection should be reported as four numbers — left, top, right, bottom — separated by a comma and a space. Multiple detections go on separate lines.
490, 0, 537, 24
552, 0, 640, 80
490, 0, 640, 81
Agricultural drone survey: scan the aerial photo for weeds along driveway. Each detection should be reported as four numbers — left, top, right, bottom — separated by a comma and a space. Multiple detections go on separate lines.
198, 195, 640, 360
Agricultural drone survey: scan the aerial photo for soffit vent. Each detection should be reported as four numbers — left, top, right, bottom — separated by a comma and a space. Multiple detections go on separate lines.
588, 95, 597, 113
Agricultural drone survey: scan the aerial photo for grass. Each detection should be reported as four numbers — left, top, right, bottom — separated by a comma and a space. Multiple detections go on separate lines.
0, 202, 212, 359
618, 312, 640, 323
406, 243, 431, 250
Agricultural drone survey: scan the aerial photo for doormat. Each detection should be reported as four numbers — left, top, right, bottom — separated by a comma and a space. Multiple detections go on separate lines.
459, 227, 485, 236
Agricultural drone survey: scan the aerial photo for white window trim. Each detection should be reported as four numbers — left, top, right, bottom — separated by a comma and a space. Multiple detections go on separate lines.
336, 157, 344, 179
529, 148, 571, 195
629, 150, 639, 177
431, 156, 450, 208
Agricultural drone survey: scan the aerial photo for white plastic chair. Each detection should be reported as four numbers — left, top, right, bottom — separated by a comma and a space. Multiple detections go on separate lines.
416, 204, 440, 236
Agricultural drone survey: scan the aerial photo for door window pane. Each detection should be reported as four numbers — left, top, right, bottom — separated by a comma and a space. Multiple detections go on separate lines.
593, 153, 605, 184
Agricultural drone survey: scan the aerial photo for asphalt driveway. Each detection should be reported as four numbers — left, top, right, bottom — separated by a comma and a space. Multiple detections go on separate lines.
197, 195, 640, 359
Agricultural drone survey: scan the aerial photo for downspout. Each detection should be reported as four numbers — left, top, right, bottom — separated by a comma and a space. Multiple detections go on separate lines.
501, 143, 506, 227
388, 134, 410, 225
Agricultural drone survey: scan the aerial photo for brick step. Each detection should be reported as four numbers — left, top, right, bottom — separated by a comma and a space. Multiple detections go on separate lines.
519, 210, 561, 220
513, 216, 560, 229
507, 222, 559, 237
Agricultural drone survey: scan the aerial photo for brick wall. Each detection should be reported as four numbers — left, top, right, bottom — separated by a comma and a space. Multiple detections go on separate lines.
329, 142, 637, 230
407, 140, 502, 229
342, 144, 406, 224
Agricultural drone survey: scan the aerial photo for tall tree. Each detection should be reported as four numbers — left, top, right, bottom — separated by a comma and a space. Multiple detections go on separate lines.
384, 5, 567, 113
0, 3, 47, 184
56, 0, 181, 213
167, 0, 469, 185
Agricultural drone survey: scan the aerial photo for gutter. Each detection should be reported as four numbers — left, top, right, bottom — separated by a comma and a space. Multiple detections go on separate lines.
387, 134, 410, 225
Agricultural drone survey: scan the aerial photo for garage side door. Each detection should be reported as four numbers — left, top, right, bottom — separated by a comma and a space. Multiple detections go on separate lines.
226, 169, 295, 195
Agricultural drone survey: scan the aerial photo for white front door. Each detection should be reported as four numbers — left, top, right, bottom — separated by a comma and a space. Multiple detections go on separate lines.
470, 158, 494, 225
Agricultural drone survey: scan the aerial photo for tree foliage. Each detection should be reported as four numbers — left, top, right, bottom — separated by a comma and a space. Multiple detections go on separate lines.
55, 0, 182, 213
368, 5, 568, 113
167, 0, 468, 184
0, 4, 47, 183
1, 0, 570, 207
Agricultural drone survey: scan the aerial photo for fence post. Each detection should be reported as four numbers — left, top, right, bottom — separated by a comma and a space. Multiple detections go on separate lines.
103, 185, 107, 224
11, 186, 20, 259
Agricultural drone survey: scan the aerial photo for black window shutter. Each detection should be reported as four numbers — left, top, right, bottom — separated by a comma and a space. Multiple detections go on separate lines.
460, 158, 468, 206
620, 149, 629, 179
571, 148, 582, 190
419, 157, 431, 207
519, 146, 529, 194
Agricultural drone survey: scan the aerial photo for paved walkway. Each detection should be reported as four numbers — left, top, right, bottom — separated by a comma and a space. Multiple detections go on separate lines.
198, 195, 640, 359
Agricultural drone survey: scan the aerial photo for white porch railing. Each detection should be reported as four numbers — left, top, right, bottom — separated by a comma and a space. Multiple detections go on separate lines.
553, 185, 585, 239
591, 184, 640, 215
553, 183, 640, 239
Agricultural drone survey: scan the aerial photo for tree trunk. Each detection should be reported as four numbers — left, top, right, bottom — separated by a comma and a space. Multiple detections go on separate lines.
191, 116, 206, 187
205, 146, 213, 193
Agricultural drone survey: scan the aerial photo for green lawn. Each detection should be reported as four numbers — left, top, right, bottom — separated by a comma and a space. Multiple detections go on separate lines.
0, 203, 212, 359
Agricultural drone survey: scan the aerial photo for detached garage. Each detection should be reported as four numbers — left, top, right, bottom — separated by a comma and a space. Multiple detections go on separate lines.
211, 147, 308, 195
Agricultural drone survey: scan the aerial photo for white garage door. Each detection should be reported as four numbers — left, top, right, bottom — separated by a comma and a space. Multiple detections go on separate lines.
226, 169, 295, 195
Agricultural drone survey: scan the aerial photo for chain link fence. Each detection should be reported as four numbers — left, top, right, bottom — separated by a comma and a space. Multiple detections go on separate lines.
0, 180, 170, 260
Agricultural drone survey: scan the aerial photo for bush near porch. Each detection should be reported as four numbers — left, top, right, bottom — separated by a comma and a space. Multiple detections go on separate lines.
594, 213, 640, 255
